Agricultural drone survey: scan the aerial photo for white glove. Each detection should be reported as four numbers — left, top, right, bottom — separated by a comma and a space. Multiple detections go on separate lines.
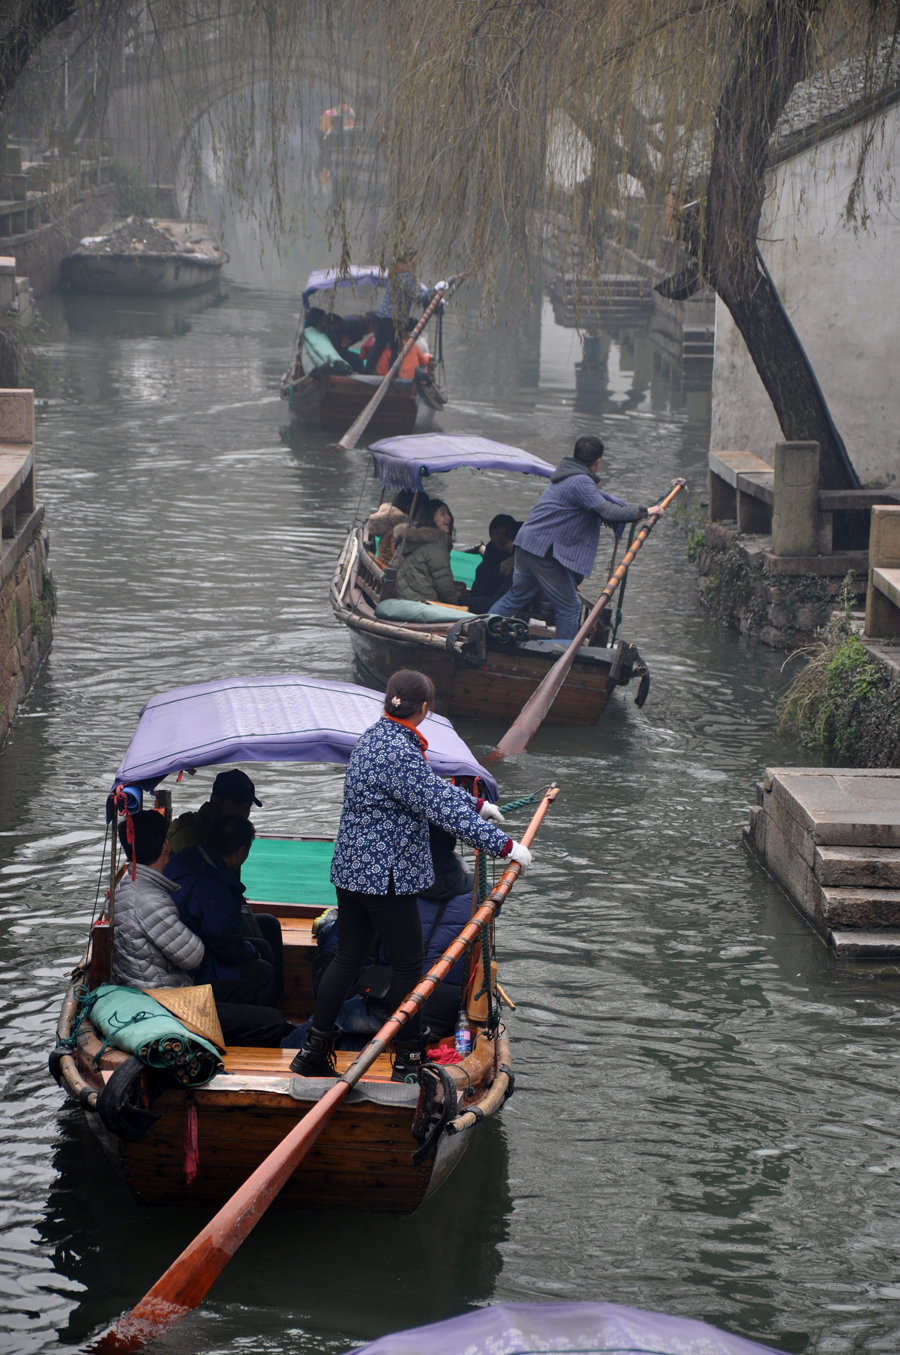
434, 279, 448, 291
507, 841, 532, 873
478, 801, 505, 823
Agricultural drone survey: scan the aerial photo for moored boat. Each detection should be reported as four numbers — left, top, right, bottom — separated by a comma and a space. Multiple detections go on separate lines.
50, 674, 517, 1212
331, 434, 651, 725
281, 265, 446, 437
60, 216, 225, 295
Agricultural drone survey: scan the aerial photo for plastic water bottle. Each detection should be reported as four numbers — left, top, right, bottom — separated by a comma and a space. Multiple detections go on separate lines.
455, 1010, 472, 1057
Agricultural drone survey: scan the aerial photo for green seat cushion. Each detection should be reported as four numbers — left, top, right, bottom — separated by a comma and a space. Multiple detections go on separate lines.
243, 836, 336, 907
375, 598, 464, 623
450, 549, 481, 587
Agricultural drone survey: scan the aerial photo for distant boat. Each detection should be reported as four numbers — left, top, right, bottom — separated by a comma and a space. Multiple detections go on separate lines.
281, 265, 446, 438
60, 216, 225, 295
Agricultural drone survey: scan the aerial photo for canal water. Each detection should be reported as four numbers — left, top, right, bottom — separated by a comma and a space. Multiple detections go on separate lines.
1, 220, 898, 1355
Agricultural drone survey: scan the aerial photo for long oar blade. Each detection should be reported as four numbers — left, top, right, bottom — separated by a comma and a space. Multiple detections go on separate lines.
333, 275, 464, 452
87, 786, 558, 1354
487, 481, 685, 761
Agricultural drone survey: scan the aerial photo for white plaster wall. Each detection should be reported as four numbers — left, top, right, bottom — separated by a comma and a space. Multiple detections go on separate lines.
710, 104, 900, 485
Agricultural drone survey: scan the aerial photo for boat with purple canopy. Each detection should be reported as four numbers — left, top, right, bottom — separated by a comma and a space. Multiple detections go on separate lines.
50, 673, 517, 1213
331, 433, 650, 726
354, 1300, 788, 1355
280, 265, 445, 437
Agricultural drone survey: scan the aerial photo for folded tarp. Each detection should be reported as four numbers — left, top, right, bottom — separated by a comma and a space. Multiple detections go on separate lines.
79, 984, 224, 1086
375, 598, 467, 624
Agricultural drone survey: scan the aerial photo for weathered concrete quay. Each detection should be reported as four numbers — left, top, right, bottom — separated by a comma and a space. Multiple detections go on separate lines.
0, 387, 51, 748
746, 769, 900, 958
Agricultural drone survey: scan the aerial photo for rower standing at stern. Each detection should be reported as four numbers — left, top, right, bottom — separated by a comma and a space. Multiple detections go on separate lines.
290, 670, 532, 1082
491, 435, 665, 641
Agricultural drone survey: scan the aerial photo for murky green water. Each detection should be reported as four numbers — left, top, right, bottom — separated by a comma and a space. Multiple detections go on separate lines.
1, 219, 898, 1355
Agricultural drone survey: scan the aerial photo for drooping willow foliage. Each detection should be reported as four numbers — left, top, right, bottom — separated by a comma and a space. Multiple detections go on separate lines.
3, 1, 900, 278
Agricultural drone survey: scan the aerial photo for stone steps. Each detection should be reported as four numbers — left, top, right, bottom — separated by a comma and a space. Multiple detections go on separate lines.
745, 769, 900, 958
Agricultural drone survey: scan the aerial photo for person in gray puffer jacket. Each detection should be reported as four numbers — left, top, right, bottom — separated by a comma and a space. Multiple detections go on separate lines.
113, 811, 205, 988
112, 810, 291, 1048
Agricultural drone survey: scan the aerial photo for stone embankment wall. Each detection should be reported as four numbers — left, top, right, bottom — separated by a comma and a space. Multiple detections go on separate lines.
695, 521, 856, 649
0, 390, 52, 748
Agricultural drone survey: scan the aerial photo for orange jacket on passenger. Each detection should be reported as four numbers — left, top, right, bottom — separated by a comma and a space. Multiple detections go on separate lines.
360, 336, 431, 380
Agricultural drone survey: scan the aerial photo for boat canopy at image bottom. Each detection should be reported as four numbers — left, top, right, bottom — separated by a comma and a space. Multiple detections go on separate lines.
366, 433, 555, 491
302, 265, 387, 309
353, 1301, 788, 1355
112, 674, 498, 797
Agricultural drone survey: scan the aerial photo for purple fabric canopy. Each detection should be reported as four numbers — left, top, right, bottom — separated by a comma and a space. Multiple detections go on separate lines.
354, 1302, 787, 1355
302, 265, 387, 309
366, 434, 555, 491
112, 674, 498, 798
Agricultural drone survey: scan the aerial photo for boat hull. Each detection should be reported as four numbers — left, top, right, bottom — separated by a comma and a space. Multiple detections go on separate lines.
55, 911, 507, 1214
289, 373, 435, 437
60, 253, 222, 295
347, 619, 613, 724
331, 530, 625, 725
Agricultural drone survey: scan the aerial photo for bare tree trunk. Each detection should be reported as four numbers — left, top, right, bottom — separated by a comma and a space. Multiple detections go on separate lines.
702, 0, 859, 491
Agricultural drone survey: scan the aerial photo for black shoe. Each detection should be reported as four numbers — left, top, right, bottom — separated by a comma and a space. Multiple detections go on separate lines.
289, 1025, 339, 1077
391, 1027, 433, 1083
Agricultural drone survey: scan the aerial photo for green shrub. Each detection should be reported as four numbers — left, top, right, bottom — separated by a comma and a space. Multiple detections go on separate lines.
777, 583, 900, 765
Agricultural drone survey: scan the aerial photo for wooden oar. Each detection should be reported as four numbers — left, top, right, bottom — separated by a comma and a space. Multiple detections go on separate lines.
87, 785, 558, 1355
486, 480, 686, 762
333, 275, 465, 451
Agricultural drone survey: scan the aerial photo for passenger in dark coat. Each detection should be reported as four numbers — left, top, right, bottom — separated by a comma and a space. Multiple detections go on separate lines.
468, 514, 521, 614
165, 816, 280, 1009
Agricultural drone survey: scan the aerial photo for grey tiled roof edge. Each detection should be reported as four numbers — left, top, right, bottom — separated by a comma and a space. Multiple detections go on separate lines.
770, 38, 900, 163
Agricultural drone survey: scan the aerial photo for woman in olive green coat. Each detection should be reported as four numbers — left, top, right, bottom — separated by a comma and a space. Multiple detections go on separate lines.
394, 500, 459, 605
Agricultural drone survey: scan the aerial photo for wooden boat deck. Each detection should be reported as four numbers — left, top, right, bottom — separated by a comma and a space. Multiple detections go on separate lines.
223, 1046, 396, 1080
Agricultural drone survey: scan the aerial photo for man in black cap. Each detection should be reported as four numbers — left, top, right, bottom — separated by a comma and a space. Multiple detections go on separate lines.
168, 768, 262, 854
167, 768, 283, 1000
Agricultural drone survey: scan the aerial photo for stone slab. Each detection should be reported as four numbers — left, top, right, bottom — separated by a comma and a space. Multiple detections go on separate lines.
829, 928, 900, 958
815, 845, 900, 889
764, 770, 900, 845
820, 886, 900, 928
873, 567, 900, 609
709, 449, 773, 487
763, 550, 869, 577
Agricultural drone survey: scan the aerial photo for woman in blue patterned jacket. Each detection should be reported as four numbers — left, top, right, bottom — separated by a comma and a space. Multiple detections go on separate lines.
290, 669, 532, 1081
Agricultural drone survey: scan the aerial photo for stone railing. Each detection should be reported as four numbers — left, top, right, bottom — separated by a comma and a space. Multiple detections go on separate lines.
698, 443, 900, 648
0, 140, 114, 239
708, 445, 899, 576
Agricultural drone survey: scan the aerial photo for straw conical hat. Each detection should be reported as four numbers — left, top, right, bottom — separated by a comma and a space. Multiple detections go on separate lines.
143, 984, 226, 1052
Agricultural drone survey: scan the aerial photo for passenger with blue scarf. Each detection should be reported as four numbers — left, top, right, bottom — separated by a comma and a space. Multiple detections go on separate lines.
290, 669, 532, 1082
490, 435, 665, 641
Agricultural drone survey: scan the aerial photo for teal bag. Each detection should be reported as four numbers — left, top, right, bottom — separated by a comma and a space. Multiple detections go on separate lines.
78, 984, 224, 1087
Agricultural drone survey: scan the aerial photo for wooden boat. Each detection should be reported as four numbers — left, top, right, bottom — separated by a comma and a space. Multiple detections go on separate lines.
281, 265, 445, 437
60, 216, 225, 295
331, 434, 651, 725
50, 674, 513, 1212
